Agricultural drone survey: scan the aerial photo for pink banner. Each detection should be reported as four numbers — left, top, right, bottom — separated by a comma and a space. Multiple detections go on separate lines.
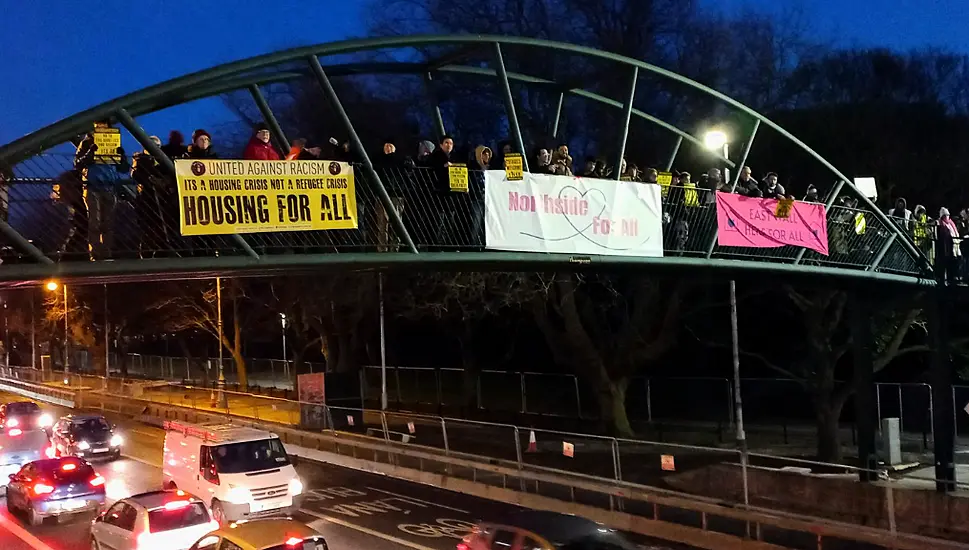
715, 192, 829, 256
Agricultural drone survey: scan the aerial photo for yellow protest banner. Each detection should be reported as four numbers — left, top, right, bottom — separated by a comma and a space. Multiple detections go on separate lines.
175, 159, 357, 236
92, 126, 122, 164
449, 163, 469, 192
775, 198, 795, 219
504, 154, 523, 181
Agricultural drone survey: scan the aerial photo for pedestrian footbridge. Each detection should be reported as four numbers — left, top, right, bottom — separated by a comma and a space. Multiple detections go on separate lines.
0, 35, 932, 287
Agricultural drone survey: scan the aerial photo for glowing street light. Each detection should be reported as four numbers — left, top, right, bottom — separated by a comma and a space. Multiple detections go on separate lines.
45, 281, 68, 373
703, 129, 728, 152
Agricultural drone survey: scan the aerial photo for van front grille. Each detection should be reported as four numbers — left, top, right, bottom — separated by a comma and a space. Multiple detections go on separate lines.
251, 483, 288, 501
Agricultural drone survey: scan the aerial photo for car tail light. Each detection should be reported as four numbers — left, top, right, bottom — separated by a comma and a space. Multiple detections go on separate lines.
44, 446, 56, 459
33, 482, 54, 495
62, 463, 77, 471
8, 428, 22, 437
90, 475, 105, 487
285, 538, 303, 546
457, 544, 469, 550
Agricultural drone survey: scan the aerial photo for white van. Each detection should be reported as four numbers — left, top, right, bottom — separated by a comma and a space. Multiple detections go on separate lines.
162, 421, 303, 524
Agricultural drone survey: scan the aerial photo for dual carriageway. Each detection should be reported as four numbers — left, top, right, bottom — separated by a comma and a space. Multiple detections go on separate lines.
0, 389, 686, 550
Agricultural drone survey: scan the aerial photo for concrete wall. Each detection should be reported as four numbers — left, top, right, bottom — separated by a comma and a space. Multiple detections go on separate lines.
665, 463, 969, 542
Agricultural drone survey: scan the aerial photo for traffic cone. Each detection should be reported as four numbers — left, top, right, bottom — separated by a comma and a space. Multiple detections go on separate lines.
526, 430, 538, 453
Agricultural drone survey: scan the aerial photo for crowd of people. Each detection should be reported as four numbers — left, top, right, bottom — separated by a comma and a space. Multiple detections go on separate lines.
42, 122, 959, 282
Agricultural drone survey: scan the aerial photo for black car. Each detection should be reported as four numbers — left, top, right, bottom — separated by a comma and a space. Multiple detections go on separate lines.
51, 415, 123, 460
5, 457, 106, 525
460, 511, 639, 550
0, 401, 53, 431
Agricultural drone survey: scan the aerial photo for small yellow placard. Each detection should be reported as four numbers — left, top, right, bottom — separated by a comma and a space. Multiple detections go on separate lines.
656, 172, 673, 186
504, 154, 523, 181
775, 198, 795, 219
92, 126, 122, 164
449, 164, 469, 192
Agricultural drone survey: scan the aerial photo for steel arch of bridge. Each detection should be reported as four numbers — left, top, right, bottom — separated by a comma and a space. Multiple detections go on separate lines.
0, 34, 934, 286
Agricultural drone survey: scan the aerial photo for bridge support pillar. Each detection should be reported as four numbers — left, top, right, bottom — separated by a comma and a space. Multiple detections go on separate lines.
491, 43, 529, 172
307, 55, 418, 255
422, 72, 447, 142
929, 286, 956, 492
613, 66, 638, 181
849, 293, 877, 482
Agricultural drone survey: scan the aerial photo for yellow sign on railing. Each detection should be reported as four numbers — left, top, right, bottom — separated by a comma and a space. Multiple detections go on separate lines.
504, 154, 523, 181
449, 163, 469, 192
92, 126, 122, 165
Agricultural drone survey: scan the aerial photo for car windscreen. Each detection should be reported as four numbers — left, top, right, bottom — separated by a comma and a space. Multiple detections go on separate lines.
72, 418, 111, 437
211, 438, 289, 474
148, 502, 210, 532
36, 460, 95, 484
6, 403, 40, 416
0, 429, 49, 452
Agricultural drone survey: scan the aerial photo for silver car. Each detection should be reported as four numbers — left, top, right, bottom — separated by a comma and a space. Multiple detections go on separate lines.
91, 490, 218, 550
0, 427, 53, 488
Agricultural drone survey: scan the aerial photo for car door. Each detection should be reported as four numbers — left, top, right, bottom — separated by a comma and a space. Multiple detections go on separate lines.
188, 534, 221, 550
97, 502, 138, 550
196, 445, 219, 500
9, 463, 35, 511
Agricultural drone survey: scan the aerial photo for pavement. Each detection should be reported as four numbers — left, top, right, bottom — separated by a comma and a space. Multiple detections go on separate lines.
0, 390, 692, 550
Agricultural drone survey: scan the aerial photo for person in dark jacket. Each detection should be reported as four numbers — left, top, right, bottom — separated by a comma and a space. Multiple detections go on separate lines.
184, 129, 217, 159
243, 124, 280, 161
75, 126, 131, 260
54, 169, 88, 259
131, 136, 168, 257
426, 135, 459, 247
374, 139, 409, 251
161, 131, 188, 160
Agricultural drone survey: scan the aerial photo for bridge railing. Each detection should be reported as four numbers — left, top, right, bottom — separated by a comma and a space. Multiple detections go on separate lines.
1, 154, 925, 276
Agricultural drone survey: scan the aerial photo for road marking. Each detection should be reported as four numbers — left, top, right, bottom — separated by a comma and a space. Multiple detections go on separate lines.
122, 453, 162, 468
0, 512, 57, 550
130, 429, 159, 437
300, 509, 436, 550
365, 486, 469, 514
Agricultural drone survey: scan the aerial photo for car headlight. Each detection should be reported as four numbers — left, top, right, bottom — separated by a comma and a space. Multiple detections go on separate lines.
110, 434, 123, 447
77, 440, 90, 450
7, 418, 18, 427
39, 414, 53, 428
225, 486, 251, 504
288, 477, 303, 496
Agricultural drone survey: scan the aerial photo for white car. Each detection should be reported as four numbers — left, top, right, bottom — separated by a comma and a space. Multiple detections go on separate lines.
91, 489, 218, 550
162, 421, 303, 524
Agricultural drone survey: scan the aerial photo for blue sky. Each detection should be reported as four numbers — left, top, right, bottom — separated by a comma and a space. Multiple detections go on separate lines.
2, 0, 968, 149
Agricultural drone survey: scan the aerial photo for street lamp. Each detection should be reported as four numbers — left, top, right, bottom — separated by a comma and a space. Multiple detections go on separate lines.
279, 313, 288, 380
703, 129, 730, 185
45, 281, 68, 374
701, 131, 749, 516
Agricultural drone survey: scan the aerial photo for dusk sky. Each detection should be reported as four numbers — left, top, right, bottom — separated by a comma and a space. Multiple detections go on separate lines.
2, 0, 969, 149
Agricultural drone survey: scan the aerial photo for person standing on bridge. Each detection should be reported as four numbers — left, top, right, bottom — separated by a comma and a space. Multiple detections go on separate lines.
183, 129, 218, 159
75, 128, 130, 261
243, 124, 280, 161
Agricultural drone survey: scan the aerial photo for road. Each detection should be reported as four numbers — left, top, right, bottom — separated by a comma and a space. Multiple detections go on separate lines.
0, 391, 691, 550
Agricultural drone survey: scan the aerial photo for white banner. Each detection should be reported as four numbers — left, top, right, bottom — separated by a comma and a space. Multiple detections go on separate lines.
485, 171, 664, 257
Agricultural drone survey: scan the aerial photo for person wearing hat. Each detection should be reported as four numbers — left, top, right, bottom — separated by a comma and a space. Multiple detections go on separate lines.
184, 129, 217, 159
243, 123, 280, 161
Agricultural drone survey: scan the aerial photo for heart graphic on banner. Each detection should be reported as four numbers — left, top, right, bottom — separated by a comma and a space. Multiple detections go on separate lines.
557, 185, 608, 237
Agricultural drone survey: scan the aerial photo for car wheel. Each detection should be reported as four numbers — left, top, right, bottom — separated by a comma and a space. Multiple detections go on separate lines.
211, 501, 226, 526
90, 537, 101, 550
164, 480, 177, 490
27, 506, 42, 526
